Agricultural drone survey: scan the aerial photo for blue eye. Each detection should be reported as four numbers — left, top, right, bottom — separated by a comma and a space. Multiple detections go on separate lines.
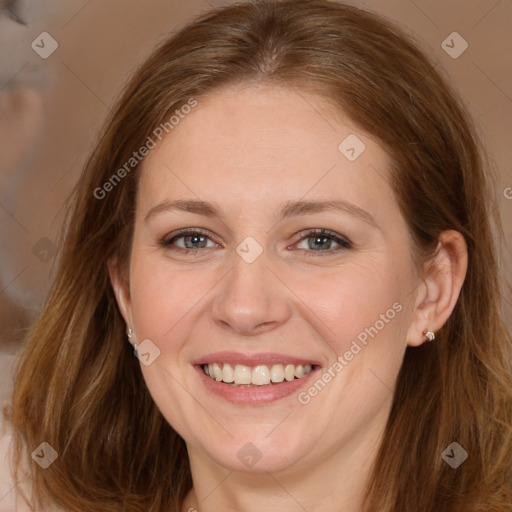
161, 229, 217, 251
294, 229, 352, 255
160, 228, 352, 256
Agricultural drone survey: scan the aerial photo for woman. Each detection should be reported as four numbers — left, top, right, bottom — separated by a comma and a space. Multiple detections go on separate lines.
2, 1, 511, 511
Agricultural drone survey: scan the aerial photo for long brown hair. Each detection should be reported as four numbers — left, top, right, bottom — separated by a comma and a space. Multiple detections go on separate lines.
9, 1, 511, 511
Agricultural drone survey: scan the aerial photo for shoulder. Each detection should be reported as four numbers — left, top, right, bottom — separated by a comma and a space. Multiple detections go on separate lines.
0, 411, 34, 512
0, 413, 66, 512
0, 357, 64, 512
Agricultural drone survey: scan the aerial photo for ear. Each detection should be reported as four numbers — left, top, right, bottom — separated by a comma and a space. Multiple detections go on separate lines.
406, 230, 468, 347
108, 257, 133, 329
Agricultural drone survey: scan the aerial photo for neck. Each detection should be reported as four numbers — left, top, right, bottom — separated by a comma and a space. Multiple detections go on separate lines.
182, 405, 389, 512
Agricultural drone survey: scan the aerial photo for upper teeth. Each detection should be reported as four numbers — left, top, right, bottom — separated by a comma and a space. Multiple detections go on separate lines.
203, 363, 313, 385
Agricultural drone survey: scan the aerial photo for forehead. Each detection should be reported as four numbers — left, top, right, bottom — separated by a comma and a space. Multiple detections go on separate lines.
138, 85, 393, 217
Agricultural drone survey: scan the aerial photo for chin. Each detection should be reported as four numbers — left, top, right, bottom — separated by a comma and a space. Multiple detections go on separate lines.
201, 430, 313, 474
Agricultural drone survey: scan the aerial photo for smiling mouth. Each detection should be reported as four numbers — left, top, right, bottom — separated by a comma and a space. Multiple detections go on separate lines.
202, 362, 315, 387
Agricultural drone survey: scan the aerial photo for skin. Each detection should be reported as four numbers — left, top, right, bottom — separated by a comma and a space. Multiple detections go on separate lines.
110, 84, 467, 512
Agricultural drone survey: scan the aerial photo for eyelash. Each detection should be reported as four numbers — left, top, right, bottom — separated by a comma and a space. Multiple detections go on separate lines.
160, 228, 352, 257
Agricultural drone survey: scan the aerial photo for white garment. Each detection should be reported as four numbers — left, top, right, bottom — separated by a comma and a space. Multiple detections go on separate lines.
0, 412, 33, 512
0, 353, 61, 511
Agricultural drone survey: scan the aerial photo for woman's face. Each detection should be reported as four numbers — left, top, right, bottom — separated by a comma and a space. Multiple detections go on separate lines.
114, 85, 425, 474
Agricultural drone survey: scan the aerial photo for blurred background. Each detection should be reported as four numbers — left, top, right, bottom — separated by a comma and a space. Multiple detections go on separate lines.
0, 0, 511, 402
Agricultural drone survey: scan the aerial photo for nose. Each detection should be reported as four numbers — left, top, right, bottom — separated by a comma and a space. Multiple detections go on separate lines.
210, 249, 291, 336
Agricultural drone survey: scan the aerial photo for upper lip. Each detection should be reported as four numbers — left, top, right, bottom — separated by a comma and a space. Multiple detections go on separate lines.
192, 351, 321, 367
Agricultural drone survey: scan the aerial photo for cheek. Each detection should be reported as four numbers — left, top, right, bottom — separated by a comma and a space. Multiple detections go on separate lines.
127, 258, 215, 434
295, 261, 412, 421
296, 256, 414, 407
129, 255, 213, 342
304, 260, 408, 347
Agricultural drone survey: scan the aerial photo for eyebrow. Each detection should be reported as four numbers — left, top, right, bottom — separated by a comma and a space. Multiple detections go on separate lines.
144, 199, 377, 227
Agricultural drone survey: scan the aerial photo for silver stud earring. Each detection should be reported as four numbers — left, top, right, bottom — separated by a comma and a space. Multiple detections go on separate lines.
127, 327, 138, 354
423, 330, 435, 342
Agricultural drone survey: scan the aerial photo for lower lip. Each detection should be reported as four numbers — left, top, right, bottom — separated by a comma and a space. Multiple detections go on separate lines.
194, 365, 320, 405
